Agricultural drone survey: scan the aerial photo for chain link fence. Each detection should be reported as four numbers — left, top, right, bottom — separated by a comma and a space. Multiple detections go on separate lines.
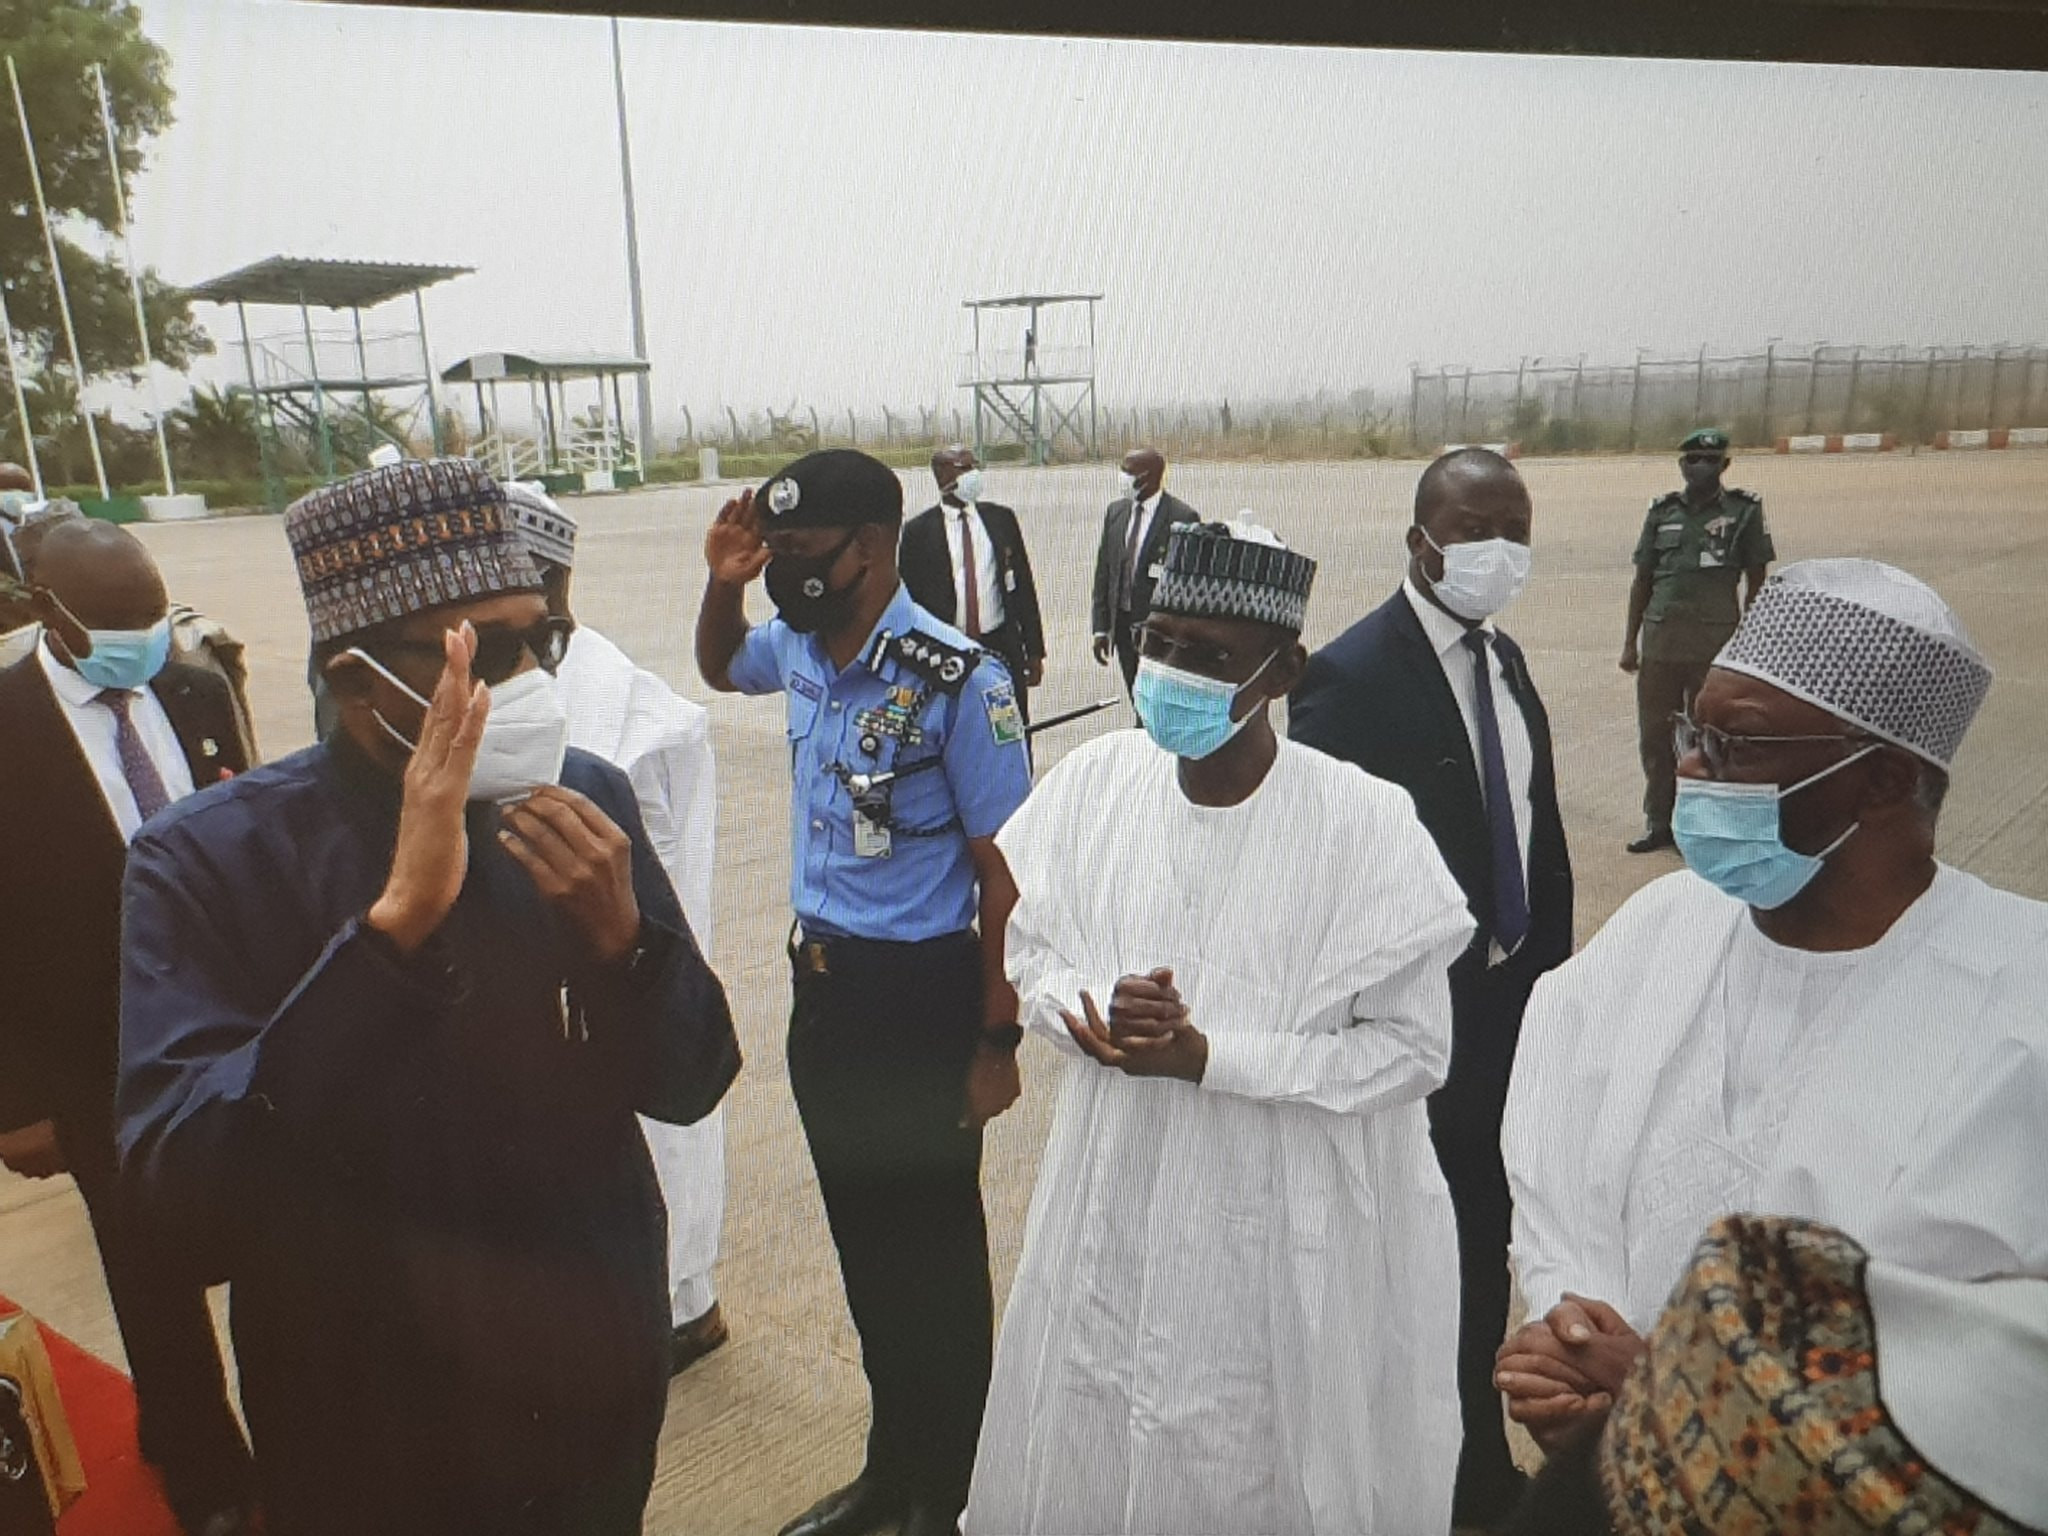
1410, 343, 2048, 454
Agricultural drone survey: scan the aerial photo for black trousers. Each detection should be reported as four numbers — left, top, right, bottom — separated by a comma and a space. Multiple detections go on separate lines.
1428, 962, 1535, 1527
57, 1108, 253, 1517
785, 931, 992, 1513
1111, 610, 1140, 694
1635, 653, 1714, 835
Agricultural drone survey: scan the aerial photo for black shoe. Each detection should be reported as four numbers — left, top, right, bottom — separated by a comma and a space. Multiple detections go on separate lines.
778, 1475, 906, 1536
1626, 828, 1675, 854
669, 1300, 730, 1376
899, 1500, 964, 1536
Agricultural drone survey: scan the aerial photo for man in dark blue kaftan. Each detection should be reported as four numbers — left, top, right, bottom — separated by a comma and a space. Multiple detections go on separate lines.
115, 460, 740, 1536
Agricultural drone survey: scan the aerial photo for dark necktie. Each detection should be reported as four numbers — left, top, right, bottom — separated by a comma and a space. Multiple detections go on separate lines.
959, 511, 982, 637
98, 687, 173, 823
1462, 630, 1530, 954
1120, 500, 1145, 613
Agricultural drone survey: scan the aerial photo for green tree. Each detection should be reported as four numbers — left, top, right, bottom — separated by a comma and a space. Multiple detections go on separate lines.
1, 0, 210, 394
166, 383, 258, 477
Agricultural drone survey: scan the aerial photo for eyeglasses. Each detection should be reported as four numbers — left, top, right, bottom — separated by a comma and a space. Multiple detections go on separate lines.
1679, 453, 1723, 467
1671, 711, 1870, 778
384, 616, 573, 686
1135, 623, 1239, 675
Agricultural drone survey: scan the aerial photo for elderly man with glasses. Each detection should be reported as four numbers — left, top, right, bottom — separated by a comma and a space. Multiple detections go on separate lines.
1495, 557, 2048, 1457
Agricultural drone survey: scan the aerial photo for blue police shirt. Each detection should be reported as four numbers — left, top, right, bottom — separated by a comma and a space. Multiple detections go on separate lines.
728, 582, 1033, 941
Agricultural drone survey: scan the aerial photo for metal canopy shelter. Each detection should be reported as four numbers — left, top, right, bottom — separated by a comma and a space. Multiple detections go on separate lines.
442, 350, 649, 487
962, 292, 1101, 464
185, 256, 471, 507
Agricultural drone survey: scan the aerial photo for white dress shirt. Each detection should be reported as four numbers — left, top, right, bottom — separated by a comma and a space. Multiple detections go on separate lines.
1401, 576, 1534, 889
1124, 490, 1163, 597
39, 635, 196, 842
943, 498, 1006, 632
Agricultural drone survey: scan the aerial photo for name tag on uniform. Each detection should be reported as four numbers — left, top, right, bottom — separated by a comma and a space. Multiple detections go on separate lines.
854, 817, 892, 858
1147, 561, 1165, 579
1699, 551, 1724, 567
1004, 568, 1017, 592
791, 673, 824, 702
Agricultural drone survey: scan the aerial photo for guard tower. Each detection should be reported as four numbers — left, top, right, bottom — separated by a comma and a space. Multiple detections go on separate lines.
185, 256, 471, 508
442, 350, 649, 494
961, 293, 1101, 465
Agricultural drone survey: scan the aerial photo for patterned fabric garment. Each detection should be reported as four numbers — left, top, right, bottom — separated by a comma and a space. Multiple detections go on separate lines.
1150, 518, 1316, 631
1598, 1214, 2032, 1536
285, 459, 541, 644
1713, 558, 1992, 768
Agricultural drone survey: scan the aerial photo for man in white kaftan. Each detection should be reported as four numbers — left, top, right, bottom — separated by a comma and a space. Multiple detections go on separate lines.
1498, 558, 2048, 1451
509, 485, 729, 1361
966, 517, 1472, 1536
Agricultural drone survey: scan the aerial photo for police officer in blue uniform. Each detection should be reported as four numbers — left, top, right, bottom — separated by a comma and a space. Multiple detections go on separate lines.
696, 449, 1033, 1536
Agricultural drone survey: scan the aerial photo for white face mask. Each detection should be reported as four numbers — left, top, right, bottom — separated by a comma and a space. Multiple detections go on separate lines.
347, 648, 569, 803
1423, 532, 1533, 621
950, 467, 986, 504
1117, 470, 1139, 500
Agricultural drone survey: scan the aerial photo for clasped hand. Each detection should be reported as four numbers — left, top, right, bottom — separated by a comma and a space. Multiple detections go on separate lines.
1061, 968, 1208, 1083
1495, 1292, 1647, 1453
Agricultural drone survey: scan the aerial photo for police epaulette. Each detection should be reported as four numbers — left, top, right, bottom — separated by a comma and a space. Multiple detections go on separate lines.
1726, 487, 1761, 502
869, 628, 983, 693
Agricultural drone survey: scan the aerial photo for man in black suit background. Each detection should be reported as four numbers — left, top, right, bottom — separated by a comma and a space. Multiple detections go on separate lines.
0, 519, 256, 1535
1289, 449, 1573, 1533
1088, 446, 1198, 692
901, 444, 1046, 723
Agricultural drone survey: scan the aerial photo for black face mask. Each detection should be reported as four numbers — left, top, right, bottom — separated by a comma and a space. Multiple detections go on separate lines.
1680, 456, 1724, 491
765, 530, 865, 634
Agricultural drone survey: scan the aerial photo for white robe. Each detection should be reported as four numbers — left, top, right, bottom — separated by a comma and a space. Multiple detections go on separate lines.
1504, 864, 2048, 1334
557, 625, 726, 1324
965, 732, 1473, 1536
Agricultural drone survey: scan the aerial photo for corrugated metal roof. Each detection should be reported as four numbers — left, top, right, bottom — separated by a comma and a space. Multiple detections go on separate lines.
962, 293, 1103, 309
184, 257, 472, 309
441, 351, 652, 383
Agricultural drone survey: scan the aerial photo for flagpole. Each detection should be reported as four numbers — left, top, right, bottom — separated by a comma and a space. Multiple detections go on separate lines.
0, 283, 44, 496
93, 63, 174, 495
7, 54, 109, 498
610, 17, 655, 466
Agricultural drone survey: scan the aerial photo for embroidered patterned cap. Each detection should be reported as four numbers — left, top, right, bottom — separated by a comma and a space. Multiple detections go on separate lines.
1713, 558, 1991, 769
757, 448, 904, 530
504, 480, 579, 570
1597, 1215, 2031, 1536
286, 458, 541, 644
1152, 514, 1316, 633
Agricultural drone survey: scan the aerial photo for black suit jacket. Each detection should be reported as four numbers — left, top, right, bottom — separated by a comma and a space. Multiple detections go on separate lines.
900, 500, 1046, 665
0, 654, 248, 1133
1290, 590, 1573, 1000
1090, 491, 1200, 637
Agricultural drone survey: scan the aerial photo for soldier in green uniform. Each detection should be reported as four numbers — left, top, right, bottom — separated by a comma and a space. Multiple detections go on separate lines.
1618, 428, 1775, 852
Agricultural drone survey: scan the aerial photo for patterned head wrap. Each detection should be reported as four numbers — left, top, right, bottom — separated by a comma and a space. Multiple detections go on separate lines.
1152, 514, 1316, 633
1713, 558, 1992, 769
1598, 1214, 2036, 1536
286, 459, 540, 645
504, 481, 579, 571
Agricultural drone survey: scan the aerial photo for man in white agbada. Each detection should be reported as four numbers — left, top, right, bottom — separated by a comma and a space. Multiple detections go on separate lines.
1497, 557, 2048, 1452
965, 517, 1473, 1536
507, 483, 731, 1371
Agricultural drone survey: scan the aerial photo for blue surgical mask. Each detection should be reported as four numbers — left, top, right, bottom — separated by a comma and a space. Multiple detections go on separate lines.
1133, 651, 1276, 760
1672, 744, 1879, 909
950, 468, 986, 504
73, 616, 174, 691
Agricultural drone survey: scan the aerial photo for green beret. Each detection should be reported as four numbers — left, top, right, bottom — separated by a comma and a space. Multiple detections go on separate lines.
1679, 428, 1731, 453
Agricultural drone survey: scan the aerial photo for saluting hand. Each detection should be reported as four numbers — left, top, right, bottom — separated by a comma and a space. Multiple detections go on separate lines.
498, 786, 643, 965
369, 624, 489, 956
704, 489, 771, 587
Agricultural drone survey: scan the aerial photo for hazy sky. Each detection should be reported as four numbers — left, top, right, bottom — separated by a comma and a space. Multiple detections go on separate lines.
113, 0, 2048, 431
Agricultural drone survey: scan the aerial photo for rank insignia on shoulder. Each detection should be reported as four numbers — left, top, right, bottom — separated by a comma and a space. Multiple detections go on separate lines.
984, 682, 1025, 747
873, 629, 980, 693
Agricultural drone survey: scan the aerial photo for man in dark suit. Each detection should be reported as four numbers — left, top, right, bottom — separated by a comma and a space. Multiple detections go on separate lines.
1290, 449, 1573, 1533
901, 444, 1046, 723
0, 519, 256, 1535
1089, 447, 1198, 691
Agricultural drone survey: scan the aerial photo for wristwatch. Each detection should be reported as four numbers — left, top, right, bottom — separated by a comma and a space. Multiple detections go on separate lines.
980, 1022, 1025, 1052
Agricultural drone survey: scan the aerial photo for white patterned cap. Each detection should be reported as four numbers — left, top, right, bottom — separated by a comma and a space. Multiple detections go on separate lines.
1714, 558, 1992, 768
504, 481, 579, 570
1153, 516, 1315, 633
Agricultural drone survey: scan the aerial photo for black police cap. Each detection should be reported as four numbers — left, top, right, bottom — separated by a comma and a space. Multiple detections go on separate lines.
758, 449, 904, 531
